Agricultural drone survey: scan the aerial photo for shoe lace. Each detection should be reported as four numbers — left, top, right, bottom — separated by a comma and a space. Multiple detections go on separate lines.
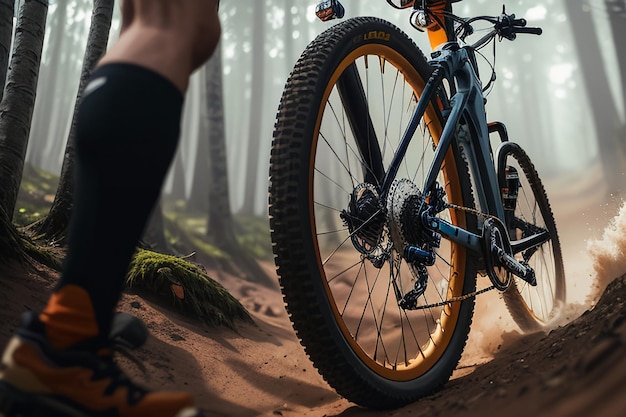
94, 351, 148, 405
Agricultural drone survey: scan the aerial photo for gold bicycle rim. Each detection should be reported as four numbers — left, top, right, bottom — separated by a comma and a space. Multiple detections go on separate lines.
309, 43, 469, 381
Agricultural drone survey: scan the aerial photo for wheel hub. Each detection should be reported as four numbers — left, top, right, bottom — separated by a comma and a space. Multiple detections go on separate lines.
340, 184, 387, 254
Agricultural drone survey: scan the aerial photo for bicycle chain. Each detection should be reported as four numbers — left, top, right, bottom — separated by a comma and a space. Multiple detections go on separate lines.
408, 201, 501, 311
353, 186, 504, 310
410, 284, 496, 310
444, 201, 501, 222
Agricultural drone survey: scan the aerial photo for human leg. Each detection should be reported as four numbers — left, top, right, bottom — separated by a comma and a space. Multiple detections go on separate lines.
0, 1, 220, 416
40, 0, 221, 353
102, 0, 221, 92
41, 63, 185, 349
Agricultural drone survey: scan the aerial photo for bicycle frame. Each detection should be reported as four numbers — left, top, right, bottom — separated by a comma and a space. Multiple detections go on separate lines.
386, 40, 503, 254
339, 37, 549, 259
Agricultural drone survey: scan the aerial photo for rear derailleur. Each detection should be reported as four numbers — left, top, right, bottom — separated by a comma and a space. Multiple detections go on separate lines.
394, 183, 445, 309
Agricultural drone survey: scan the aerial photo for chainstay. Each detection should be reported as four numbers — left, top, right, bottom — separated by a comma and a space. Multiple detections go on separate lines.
410, 201, 500, 310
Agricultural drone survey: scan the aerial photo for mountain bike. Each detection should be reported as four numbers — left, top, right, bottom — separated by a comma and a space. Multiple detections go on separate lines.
268, 0, 565, 409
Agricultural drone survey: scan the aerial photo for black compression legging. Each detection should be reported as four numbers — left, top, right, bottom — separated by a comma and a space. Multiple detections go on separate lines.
57, 63, 183, 341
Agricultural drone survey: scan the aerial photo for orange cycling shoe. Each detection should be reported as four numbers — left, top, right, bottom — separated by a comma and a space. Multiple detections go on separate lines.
0, 312, 202, 417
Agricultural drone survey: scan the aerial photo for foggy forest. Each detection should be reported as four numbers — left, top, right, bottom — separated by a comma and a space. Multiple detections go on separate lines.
1, 0, 626, 415
1, 0, 624, 227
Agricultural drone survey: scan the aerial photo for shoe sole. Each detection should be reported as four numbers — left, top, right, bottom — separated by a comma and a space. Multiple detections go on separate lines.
0, 380, 81, 417
0, 381, 205, 417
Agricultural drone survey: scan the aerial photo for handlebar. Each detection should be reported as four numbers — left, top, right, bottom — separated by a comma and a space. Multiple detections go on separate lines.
313, 1, 543, 43
496, 13, 542, 41
510, 26, 543, 36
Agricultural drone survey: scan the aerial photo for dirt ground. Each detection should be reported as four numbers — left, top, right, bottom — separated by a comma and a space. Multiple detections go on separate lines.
1, 171, 626, 417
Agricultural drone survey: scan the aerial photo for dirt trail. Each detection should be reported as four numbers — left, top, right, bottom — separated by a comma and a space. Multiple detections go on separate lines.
1, 173, 625, 417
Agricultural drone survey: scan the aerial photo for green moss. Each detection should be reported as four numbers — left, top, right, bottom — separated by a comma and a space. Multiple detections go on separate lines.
14, 203, 47, 227
22, 239, 63, 270
126, 249, 253, 328
15, 164, 59, 227
188, 234, 229, 259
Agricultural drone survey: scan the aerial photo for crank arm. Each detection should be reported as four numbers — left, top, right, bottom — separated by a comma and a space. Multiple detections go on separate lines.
491, 245, 537, 286
423, 214, 537, 286
511, 231, 550, 254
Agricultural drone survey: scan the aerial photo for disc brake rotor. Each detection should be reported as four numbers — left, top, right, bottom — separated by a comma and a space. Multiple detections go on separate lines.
340, 184, 391, 267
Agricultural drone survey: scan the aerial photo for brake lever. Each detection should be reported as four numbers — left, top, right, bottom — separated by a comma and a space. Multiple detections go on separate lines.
494, 5, 515, 40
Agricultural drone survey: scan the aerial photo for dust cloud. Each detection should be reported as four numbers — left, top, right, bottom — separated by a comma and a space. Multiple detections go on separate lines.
587, 201, 626, 304
461, 193, 626, 368
459, 288, 518, 369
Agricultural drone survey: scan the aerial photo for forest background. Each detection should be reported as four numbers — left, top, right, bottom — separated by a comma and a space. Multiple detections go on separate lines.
0, 2, 625, 415
0, 0, 625, 299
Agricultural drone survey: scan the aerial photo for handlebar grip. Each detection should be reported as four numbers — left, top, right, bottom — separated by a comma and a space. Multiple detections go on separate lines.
515, 27, 543, 35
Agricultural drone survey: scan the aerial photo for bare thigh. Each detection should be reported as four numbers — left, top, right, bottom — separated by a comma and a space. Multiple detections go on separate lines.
101, 0, 221, 92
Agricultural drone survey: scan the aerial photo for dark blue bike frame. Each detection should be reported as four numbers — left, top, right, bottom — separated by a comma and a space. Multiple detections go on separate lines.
336, 37, 550, 259
380, 41, 505, 254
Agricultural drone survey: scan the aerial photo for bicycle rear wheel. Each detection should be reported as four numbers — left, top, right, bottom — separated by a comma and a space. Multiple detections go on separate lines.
499, 143, 566, 332
270, 17, 478, 408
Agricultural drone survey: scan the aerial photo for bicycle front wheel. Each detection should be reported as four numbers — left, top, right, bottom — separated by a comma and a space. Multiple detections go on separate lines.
270, 17, 478, 408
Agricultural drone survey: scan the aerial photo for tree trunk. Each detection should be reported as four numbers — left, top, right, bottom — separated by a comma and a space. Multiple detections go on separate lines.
0, 203, 28, 268
0, 0, 14, 101
167, 148, 187, 201
605, 0, 626, 120
240, 0, 265, 216
187, 66, 210, 213
564, 1, 626, 194
27, 0, 65, 169
604, 0, 626, 163
206, 42, 273, 287
33, 0, 113, 240
0, 0, 48, 220
206, 43, 234, 244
